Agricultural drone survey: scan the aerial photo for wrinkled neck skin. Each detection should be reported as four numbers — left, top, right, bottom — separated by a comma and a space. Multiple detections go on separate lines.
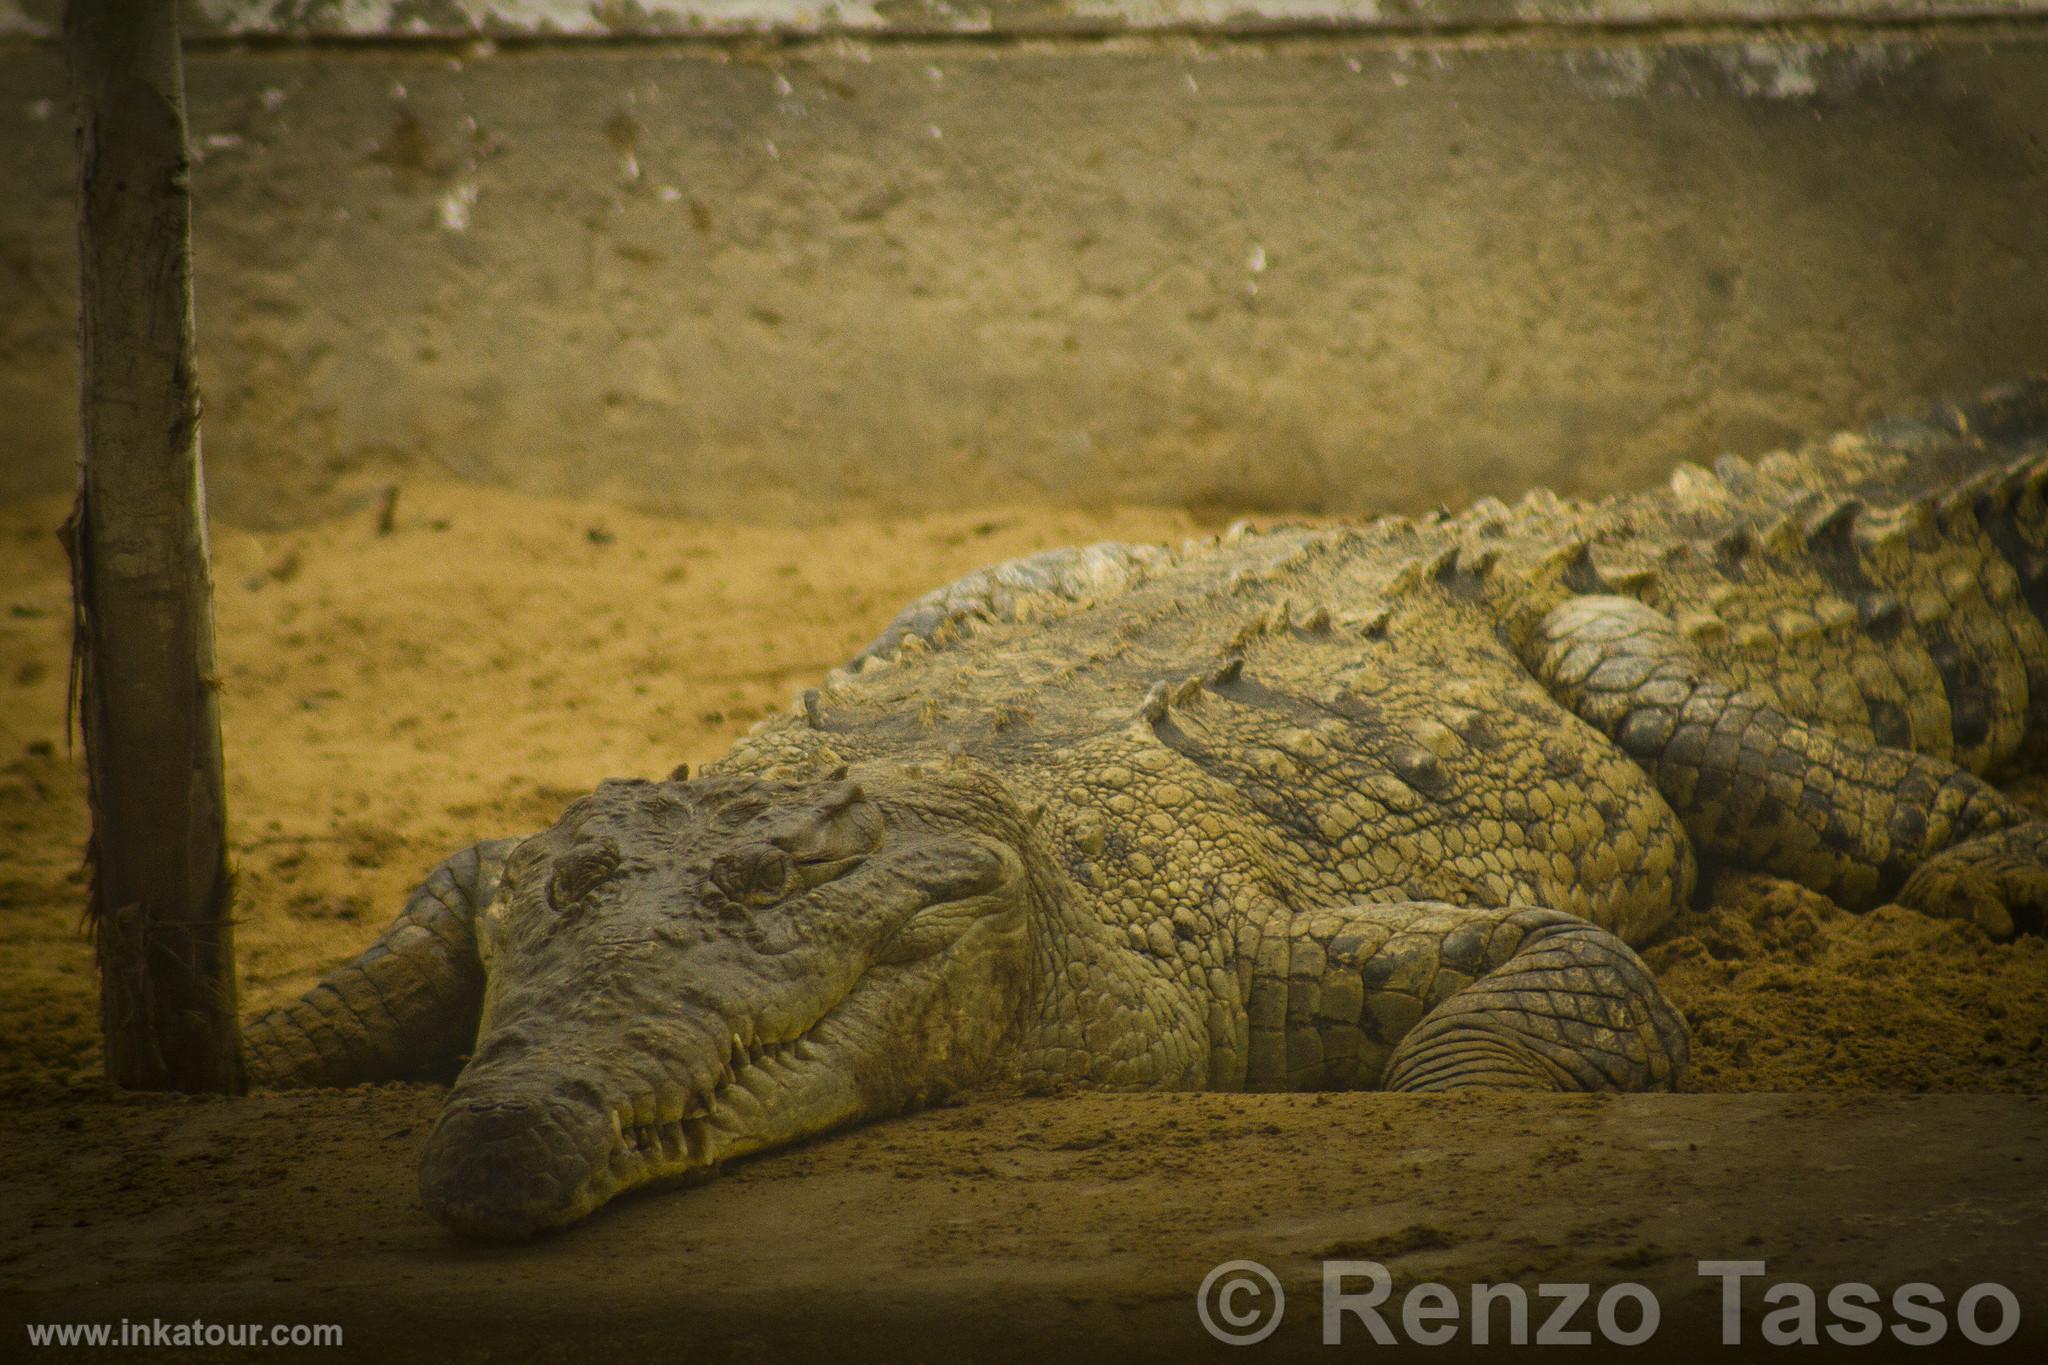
418, 763, 1087, 1239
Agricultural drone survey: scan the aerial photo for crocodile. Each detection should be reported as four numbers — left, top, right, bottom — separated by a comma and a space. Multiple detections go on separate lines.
243, 380, 2048, 1239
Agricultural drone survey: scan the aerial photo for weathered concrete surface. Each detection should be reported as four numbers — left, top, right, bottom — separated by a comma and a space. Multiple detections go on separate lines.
3, 3, 2037, 41
2, 25, 2045, 525
3, 1090, 2044, 1362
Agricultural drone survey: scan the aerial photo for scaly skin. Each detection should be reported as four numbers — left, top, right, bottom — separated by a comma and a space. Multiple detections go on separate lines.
243, 379, 2048, 1237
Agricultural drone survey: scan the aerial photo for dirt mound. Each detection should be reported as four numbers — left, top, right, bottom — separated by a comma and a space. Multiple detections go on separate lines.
1646, 869, 2047, 1092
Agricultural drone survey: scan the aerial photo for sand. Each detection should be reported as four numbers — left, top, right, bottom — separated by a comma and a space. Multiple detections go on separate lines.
3, 483, 2045, 1360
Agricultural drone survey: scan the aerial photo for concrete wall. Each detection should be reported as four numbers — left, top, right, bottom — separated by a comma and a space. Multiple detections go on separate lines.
2, 8, 2045, 525
2, 3, 2031, 40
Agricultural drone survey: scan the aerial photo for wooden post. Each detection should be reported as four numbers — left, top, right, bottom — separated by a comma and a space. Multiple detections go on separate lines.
65, 0, 242, 1092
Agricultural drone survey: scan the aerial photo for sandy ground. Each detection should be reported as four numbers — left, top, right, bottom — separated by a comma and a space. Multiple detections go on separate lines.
4, 483, 2047, 1360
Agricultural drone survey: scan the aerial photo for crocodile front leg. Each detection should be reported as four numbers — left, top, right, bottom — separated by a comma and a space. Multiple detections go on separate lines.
1239, 901, 1687, 1093
242, 838, 517, 1088
1529, 594, 2044, 935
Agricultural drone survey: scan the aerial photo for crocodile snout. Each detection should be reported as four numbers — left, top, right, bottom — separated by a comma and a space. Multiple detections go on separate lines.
418, 1089, 612, 1239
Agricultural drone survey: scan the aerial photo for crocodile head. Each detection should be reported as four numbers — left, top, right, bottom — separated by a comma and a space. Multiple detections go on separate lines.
418, 765, 1038, 1238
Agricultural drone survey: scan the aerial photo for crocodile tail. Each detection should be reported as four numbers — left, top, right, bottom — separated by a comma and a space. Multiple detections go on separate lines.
1662, 375, 2048, 522
1853, 375, 2048, 491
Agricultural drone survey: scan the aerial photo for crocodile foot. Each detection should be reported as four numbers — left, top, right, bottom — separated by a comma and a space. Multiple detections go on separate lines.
1896, 821, 2048, 940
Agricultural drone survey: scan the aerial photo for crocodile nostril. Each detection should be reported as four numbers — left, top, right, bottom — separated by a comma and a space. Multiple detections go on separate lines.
462, 1096, 542, 1121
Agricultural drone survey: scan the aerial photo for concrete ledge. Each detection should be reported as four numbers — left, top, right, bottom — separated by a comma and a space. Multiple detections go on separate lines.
4, 2, 2045, 43
3, 1089, 2044, 1362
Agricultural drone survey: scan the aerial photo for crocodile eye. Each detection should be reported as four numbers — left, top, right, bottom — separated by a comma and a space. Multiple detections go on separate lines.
712, 848, 797, 906
547, 838, 621, 912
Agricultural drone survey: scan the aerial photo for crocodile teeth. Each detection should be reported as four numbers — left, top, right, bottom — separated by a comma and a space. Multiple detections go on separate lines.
721, 1084, 767, 1123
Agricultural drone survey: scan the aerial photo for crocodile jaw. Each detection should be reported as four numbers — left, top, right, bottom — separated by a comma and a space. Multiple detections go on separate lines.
418, 1014, 868, 1239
